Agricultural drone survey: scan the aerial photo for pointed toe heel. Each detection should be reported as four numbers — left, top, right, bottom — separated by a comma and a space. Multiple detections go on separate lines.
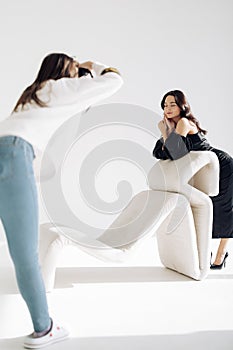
210, 252, 229, 270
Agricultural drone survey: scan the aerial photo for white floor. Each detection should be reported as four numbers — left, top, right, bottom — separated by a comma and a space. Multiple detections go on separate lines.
0, 237, 233, 350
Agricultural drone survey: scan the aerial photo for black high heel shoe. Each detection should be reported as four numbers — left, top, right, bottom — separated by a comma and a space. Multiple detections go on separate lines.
210, 252, 229, 270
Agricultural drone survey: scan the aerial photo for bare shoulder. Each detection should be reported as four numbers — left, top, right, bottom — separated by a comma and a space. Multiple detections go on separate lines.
177, 118, 190, 127
175, 118, 192, 136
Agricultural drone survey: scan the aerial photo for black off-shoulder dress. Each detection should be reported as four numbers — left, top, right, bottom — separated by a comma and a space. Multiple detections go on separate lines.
153, 131, 233, 238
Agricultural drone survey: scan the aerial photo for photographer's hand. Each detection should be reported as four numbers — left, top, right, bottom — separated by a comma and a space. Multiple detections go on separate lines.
79, 61, 94, 71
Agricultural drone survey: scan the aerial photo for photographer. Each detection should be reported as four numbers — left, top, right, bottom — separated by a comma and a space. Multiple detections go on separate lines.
0, 53, 123, 349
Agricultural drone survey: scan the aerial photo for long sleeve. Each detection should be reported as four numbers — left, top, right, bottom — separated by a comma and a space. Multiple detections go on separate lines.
37, 62, 123, 108
152, 138, 169, 160
0, 62, 123, 174
153, 132, 192, 160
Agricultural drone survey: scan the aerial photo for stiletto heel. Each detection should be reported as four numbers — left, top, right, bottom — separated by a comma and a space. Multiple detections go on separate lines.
210, 252, 229, 270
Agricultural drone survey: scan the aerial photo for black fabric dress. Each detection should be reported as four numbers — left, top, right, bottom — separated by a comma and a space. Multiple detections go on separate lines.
152, 131, 233, 238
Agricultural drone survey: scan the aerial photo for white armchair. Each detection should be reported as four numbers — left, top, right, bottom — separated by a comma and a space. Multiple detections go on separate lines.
39, 151, 219, 291
147, 150, 219, 280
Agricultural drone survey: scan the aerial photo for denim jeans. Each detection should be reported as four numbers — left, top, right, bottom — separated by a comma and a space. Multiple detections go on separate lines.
0, 136, 50, 332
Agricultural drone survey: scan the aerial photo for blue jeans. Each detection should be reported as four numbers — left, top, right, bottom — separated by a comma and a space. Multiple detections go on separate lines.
0, 136, 50, 332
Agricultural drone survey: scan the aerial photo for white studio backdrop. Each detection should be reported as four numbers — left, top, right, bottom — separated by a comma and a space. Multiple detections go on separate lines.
0, 0, 232, 243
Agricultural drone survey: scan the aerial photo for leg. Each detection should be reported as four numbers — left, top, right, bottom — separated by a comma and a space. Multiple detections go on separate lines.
0, 139, 50, 333
212, 238, 229, 265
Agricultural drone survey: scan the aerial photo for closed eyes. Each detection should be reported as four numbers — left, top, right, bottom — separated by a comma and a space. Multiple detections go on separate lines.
164, 103, 177, 107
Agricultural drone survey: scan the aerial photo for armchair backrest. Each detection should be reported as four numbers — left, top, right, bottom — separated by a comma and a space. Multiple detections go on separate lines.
148, 151, 219, 199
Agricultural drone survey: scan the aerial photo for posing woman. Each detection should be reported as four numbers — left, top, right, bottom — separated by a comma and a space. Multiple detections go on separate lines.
153, 90, 233, 270
0, 53, 123, 349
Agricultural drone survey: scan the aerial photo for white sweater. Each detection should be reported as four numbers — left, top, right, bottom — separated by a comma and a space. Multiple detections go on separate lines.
0, 62, 123, 158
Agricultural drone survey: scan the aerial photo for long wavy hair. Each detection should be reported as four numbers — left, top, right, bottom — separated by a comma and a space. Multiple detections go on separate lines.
13, 53, 77, 112
161, 90, 207, 134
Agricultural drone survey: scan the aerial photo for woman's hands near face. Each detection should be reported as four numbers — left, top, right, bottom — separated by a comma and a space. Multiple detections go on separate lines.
163, 116, 175, 133
158, 116, 175, 140
158, 120, 167, 135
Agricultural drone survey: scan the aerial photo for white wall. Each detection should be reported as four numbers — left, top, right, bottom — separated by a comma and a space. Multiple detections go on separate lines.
0, 0, 232, 149
0, 0, 232, 244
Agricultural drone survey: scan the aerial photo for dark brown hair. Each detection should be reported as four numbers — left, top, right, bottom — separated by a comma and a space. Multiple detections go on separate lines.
13, 53, 76, 112
161, 90, 207, 134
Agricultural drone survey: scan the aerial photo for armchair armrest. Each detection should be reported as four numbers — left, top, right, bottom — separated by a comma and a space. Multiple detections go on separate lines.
148, 151, 219, 199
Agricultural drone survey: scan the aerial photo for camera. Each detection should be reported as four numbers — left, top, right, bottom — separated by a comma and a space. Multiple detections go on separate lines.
78, 67, 93, 78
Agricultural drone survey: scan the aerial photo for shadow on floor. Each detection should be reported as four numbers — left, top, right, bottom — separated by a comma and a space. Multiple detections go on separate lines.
1, 265, 233, 294
0, 266, 189, 295
1, 330, 233, 350
54, 266, 192, 289
0, 265, 232, 294
54, 266, 233, 289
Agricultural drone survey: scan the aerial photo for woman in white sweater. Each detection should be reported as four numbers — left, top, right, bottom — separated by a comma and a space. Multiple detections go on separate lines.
0, 52, 123, 349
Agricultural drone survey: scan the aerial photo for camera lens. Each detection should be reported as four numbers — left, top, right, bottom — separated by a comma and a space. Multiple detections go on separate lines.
78, 67, 93, 78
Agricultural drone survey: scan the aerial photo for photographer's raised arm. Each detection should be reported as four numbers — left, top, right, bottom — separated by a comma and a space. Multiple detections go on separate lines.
46, 62, 123, 108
